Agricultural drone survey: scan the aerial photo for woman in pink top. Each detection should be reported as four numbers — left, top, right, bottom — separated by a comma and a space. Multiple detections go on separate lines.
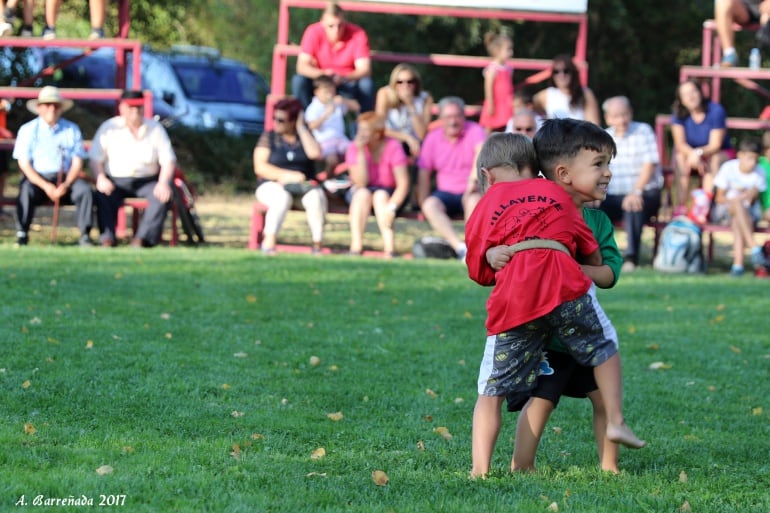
345, 112, 410, 257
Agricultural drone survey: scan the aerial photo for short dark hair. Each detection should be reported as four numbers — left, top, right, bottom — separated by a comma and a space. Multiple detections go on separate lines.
738, 137, 762, 155
273, 97, 303, 123
533, 118, 616, 179
313, 75, 336, 90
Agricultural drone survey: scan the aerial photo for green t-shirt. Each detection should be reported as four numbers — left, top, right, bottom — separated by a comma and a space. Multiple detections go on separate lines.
548, 206, 622, 352
759, 156, 770, 211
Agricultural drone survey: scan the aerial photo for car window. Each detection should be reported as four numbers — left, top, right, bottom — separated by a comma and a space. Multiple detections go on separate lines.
171, 64, 267, 105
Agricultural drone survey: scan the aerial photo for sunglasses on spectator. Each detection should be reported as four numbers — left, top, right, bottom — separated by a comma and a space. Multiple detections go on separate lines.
552, 68, 571, 75
396, 78, 417, 85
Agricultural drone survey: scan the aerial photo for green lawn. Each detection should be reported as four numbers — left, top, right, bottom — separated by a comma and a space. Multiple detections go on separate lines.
1, 246, 768, 512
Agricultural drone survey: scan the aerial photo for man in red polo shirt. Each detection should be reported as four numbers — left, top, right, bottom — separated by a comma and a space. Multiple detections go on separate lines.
292, 1, 374, 112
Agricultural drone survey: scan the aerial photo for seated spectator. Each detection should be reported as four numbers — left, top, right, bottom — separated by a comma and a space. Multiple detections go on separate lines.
292, 1, 374, 112
305, 75, 358, 177
710, 137, 767, 276
0, 0, 14, 35
599, 96, 663, 272
417, 96, 486, 259
714, 0, 770, 66
671, 79, 733, 214
0, 97, 12, 217
88, 0, 106, 39
19, 0, 60, 39
759, 131, 770, 222
532, 54, 600, 126
253, 97, 326, 255
374, 63, 434, 158
505, 109, 538, 138
13, 86, 92, 246
344, 112, 410, 257
504, 88, 544, 133
90, 90, 176, 248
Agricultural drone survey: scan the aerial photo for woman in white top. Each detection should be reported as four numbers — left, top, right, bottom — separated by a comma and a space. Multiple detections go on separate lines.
374, 63, 434, 158
533, 54, 600, 126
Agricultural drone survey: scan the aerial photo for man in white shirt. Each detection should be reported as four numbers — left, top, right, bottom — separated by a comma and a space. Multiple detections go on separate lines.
90, 90, 176, 247
599, 96, 663, 272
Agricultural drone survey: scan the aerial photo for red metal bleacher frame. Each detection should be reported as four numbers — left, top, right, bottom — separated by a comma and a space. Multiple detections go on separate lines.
655, 114, 770, 263
251, 0, 590, 252
268, 0, 589, 130
0, 0, 186, 246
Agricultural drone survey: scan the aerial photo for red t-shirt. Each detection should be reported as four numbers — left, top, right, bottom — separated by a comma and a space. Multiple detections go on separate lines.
299, 21, 370, 75
465, 179, 599, 335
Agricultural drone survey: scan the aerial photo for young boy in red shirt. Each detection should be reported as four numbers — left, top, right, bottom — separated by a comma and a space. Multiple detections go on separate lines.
465, 127, 644, 478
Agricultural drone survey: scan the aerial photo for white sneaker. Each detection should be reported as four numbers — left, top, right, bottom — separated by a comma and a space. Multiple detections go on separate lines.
456, 242, 467, 261
0, 22, 12, 37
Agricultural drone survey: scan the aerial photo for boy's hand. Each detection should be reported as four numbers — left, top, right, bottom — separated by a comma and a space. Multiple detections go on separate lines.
486, 245, 514, 271
581, 248, 602, 267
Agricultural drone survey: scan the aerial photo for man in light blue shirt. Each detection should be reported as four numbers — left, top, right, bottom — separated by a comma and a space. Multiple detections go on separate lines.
13, 86, 92, 246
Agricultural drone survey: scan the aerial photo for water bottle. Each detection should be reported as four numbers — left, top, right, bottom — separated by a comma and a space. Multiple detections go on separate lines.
749, 47, 761, 69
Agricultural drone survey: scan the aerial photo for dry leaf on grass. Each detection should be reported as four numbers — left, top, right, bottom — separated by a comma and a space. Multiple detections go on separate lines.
231, 411, 245, 418
246, 294, 257, 303
85, 340, 94, 349
230, 444, 241, 460
547, 502, 559, 512
309, 356, 321, 366
327, 411, 343, 421
730, 345, 742, 354
306, 472, 327, 478
679, 500, 691, 512
433, 426, 453, 440
416, 440, 425, 450
233, 352, 248, 358
425, 388, 437, 398
752, 407, 763, 416
311, 447, 326, 460
22, 380, 31, 389
24, 423, 36, 435
679, 471, 688, 483
95, 465, 113, 476
372, 470, 389, 486
648, 361, 672, 370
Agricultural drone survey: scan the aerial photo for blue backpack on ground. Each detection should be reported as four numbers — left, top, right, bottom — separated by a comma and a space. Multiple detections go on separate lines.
653, 216, 704, 273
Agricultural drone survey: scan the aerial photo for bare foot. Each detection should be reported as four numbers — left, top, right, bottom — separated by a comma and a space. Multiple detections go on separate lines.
469, 470, 487, 480
511, 464, 536, 473
607, 422, 646, 449
601, 465, 620, 474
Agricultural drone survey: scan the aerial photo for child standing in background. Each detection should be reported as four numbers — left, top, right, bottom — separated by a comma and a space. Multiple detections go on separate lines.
478, 33, 513, 134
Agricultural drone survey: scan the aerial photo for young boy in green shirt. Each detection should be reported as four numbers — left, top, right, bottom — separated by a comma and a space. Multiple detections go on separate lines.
487, 119, 635, 473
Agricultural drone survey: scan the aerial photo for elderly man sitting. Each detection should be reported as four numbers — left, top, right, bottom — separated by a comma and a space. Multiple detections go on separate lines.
90, 90, 177, 248
13, 86, 92, 246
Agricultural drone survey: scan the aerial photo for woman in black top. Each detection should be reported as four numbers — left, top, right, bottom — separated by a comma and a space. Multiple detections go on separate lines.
253, 98, 326, 254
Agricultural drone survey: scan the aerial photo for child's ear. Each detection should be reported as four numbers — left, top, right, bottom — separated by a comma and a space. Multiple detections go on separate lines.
482, 168, 494, 185
555, 164, 571, 184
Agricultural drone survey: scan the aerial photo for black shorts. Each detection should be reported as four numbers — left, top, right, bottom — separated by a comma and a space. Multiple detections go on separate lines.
506, 350, 598, 412
743, 0, 761, 23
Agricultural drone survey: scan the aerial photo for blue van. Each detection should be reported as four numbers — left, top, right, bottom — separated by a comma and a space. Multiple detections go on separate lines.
41, 45, 269, 136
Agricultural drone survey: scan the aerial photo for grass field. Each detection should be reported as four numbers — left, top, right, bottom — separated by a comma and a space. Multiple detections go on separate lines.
1, 245, 769, 512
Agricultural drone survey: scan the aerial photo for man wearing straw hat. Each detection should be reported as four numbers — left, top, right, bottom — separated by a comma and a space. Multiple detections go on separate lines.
13, 85, 92, 246
89, 89, 176, 248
